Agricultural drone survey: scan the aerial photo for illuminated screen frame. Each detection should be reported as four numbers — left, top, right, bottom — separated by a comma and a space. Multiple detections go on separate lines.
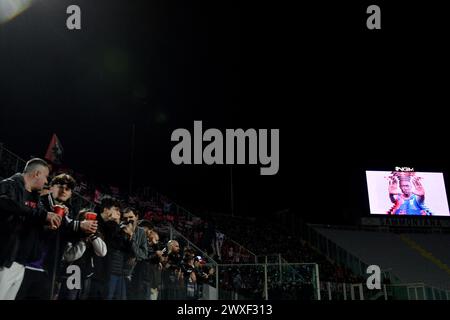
366, 170, 450, 217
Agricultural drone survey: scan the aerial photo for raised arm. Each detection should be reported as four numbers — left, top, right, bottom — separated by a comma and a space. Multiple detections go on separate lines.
388, 176, 399, 203
412, 177, 425, 203
89, 234, 107, 257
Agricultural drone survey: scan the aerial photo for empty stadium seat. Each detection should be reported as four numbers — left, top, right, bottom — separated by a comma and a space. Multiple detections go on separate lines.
314, 227, 450, 290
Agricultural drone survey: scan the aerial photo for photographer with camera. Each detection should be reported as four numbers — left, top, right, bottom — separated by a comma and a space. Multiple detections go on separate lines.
160, 240, 183, 300
193, 255, 215, 299
181, 253, 197, 300
104, 205, 135, 300
139, 221, 163, 300
121, 207, 149, 300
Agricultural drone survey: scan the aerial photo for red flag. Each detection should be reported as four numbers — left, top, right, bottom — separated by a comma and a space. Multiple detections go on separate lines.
94, 189, 102, 204
45, 134, 64, 165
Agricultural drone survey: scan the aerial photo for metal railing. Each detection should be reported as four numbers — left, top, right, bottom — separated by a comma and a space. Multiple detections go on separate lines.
141, 187, 258, 264
320, 281, 450, 300
2, 143, 322, 300
0, 144, 260, 269
305, 223, 401, 284
216, 262, 320, 300
0, 142, 96, 210
0, 142, 26, 179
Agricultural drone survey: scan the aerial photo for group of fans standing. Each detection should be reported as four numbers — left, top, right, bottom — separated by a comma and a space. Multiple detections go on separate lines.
0, 158, 214, 300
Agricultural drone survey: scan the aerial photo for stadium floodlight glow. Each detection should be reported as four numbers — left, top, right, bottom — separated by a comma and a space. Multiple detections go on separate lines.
0, 0, 34, 25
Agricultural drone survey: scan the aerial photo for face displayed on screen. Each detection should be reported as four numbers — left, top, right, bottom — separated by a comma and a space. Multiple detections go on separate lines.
366, 171, 450, 216
399, 181, 411, 196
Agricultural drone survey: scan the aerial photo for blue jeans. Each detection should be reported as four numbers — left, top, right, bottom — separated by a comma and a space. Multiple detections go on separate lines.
107, 275, 127, 300
59, 278, 91, 300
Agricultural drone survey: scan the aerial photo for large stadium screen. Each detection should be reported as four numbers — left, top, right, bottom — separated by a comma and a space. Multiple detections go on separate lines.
366, 170, 450, 216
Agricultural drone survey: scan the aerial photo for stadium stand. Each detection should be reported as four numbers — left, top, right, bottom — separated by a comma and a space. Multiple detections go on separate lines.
312, 226, 450, 291
2, 141, 449, 300
0, 142, 320, 300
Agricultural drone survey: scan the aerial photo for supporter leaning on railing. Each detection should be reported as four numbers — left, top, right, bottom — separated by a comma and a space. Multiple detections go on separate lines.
59, 209, 107, 300
16, 173, 97, 300
0, 159, 62, 300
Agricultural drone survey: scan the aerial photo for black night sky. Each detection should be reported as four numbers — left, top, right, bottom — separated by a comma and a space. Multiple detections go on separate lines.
1, 1, 450, 224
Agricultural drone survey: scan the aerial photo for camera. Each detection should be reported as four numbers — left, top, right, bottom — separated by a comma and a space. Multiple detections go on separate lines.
119, 220, 134, 228
167, 251, 182, 270
154, 241, 166, 251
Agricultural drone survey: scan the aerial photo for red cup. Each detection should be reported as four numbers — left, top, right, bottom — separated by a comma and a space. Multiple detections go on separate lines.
85, 212, 97, 221
53, 205, 66, 218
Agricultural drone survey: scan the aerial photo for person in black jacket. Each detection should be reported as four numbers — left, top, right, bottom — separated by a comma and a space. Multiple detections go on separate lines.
15, 174, 98, 300
88, 198, 121, 299
0, 158, 62, 300
138, 220, 163, 300
105, 205, 135, 300
181, 254, 197, 300
193, 255, 215, 299
122, 207, 149, 300
160, 240, 183, 300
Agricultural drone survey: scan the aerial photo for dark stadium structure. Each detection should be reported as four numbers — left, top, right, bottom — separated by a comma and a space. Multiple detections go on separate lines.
2, 0, 450, 302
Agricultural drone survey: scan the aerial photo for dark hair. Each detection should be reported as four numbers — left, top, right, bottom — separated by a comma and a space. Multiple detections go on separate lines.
183, 253, 195, 263
100, 198, 121, 212
23, 158, 49, 174
138, 219, 154, 229
122, 207, 139, 218
50, 174, 76, 190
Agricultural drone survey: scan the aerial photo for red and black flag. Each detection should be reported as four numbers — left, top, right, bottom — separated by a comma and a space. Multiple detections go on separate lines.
45, 134, 64, 165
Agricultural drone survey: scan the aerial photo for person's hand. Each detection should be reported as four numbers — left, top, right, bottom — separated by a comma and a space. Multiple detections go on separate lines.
388, 176, 398, 194
156, 250, 163, 257
46, 212, 62, 230
123, 223, 134, 238
160, 255, 168, 265
412, 177, 425, 196
80, 220, 98, 234
63, 205, 70, 215
127, 257, 136, 266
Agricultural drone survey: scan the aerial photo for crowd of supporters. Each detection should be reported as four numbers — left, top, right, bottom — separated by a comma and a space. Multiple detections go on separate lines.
0, 158, 215, 300
0, 144, 365, 300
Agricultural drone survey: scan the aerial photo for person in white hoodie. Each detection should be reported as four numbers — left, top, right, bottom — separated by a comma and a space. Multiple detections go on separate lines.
58, 209, 107, 300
